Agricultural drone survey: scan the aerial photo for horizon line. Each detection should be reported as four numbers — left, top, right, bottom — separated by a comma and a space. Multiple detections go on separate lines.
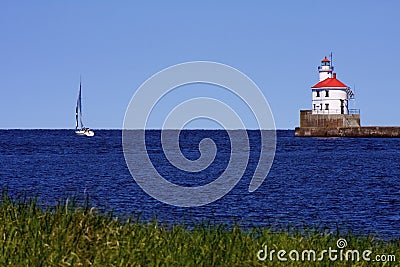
0, 128, 289, 130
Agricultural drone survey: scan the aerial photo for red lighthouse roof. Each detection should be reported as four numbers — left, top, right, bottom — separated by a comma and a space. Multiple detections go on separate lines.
312, 73, 348, 88
321, 56, 330, 62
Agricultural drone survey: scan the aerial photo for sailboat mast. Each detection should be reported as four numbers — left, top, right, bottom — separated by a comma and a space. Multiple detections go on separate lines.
79, 80, 83, 129
75, 78, 84, 129
75, 81, 80, 129
75, 107, 78, 129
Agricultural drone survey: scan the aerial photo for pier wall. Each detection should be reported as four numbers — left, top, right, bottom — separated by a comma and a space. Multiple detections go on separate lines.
299, 110, 360, 128
295, 110, 400, 137
295, 126, 400, 137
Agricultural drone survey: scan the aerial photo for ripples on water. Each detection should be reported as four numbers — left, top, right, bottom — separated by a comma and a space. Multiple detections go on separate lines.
0, 130, 399, 239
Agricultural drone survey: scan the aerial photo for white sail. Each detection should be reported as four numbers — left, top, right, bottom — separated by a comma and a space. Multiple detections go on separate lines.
75, 81, 83, 129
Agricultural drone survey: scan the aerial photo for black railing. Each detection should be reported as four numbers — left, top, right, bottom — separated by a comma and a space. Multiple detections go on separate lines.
318, 66, 334, 71
348, 109, 360, 114
312, 109, 360, 115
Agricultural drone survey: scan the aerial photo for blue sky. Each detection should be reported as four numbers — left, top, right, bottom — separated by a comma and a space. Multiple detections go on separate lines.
1, 1, 399, 129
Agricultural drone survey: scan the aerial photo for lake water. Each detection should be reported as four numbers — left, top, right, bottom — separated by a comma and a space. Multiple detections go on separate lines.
0, 130, 399, 240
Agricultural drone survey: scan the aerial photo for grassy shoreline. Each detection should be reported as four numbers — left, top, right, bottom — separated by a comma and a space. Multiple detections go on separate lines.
1, 194, 399, 266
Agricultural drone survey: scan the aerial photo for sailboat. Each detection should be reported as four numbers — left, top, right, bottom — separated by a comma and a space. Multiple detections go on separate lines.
75, 79, 94, 137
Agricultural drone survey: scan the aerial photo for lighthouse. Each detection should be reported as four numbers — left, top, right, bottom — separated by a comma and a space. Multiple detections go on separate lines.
295, 55, 400, 137
311, 56, 353, 115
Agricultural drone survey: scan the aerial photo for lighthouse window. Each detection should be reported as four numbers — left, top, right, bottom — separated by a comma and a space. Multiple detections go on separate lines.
325, 90, 329, 97
325, 103, 329, 110
316, 91, 320, 97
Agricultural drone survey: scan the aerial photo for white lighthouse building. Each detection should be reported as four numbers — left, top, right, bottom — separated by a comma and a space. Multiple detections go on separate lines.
311, 56, 354, 114
293, 55, 400, 137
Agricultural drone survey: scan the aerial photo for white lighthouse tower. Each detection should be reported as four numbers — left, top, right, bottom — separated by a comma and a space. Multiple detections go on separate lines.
318, 56, 333, 81
311, 56, 354, 114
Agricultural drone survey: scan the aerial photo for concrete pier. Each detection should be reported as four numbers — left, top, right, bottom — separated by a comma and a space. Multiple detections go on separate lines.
295, 126, 400, 137
295, 110, 400, 137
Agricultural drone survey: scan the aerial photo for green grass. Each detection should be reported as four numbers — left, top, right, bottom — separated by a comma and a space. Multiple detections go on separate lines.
0, 193, 399, 266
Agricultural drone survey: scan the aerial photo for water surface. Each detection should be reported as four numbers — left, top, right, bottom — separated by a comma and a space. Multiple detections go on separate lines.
0, 130, 399, 239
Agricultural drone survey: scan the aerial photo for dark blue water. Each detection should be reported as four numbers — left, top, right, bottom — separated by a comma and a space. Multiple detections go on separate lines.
1, 130, 399, 240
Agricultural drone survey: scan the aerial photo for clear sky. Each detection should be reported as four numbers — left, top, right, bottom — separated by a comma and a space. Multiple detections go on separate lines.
1, 1, 399, 129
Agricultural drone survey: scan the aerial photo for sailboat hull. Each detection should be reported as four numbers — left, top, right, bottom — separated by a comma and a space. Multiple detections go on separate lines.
75, 129, 95, 137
